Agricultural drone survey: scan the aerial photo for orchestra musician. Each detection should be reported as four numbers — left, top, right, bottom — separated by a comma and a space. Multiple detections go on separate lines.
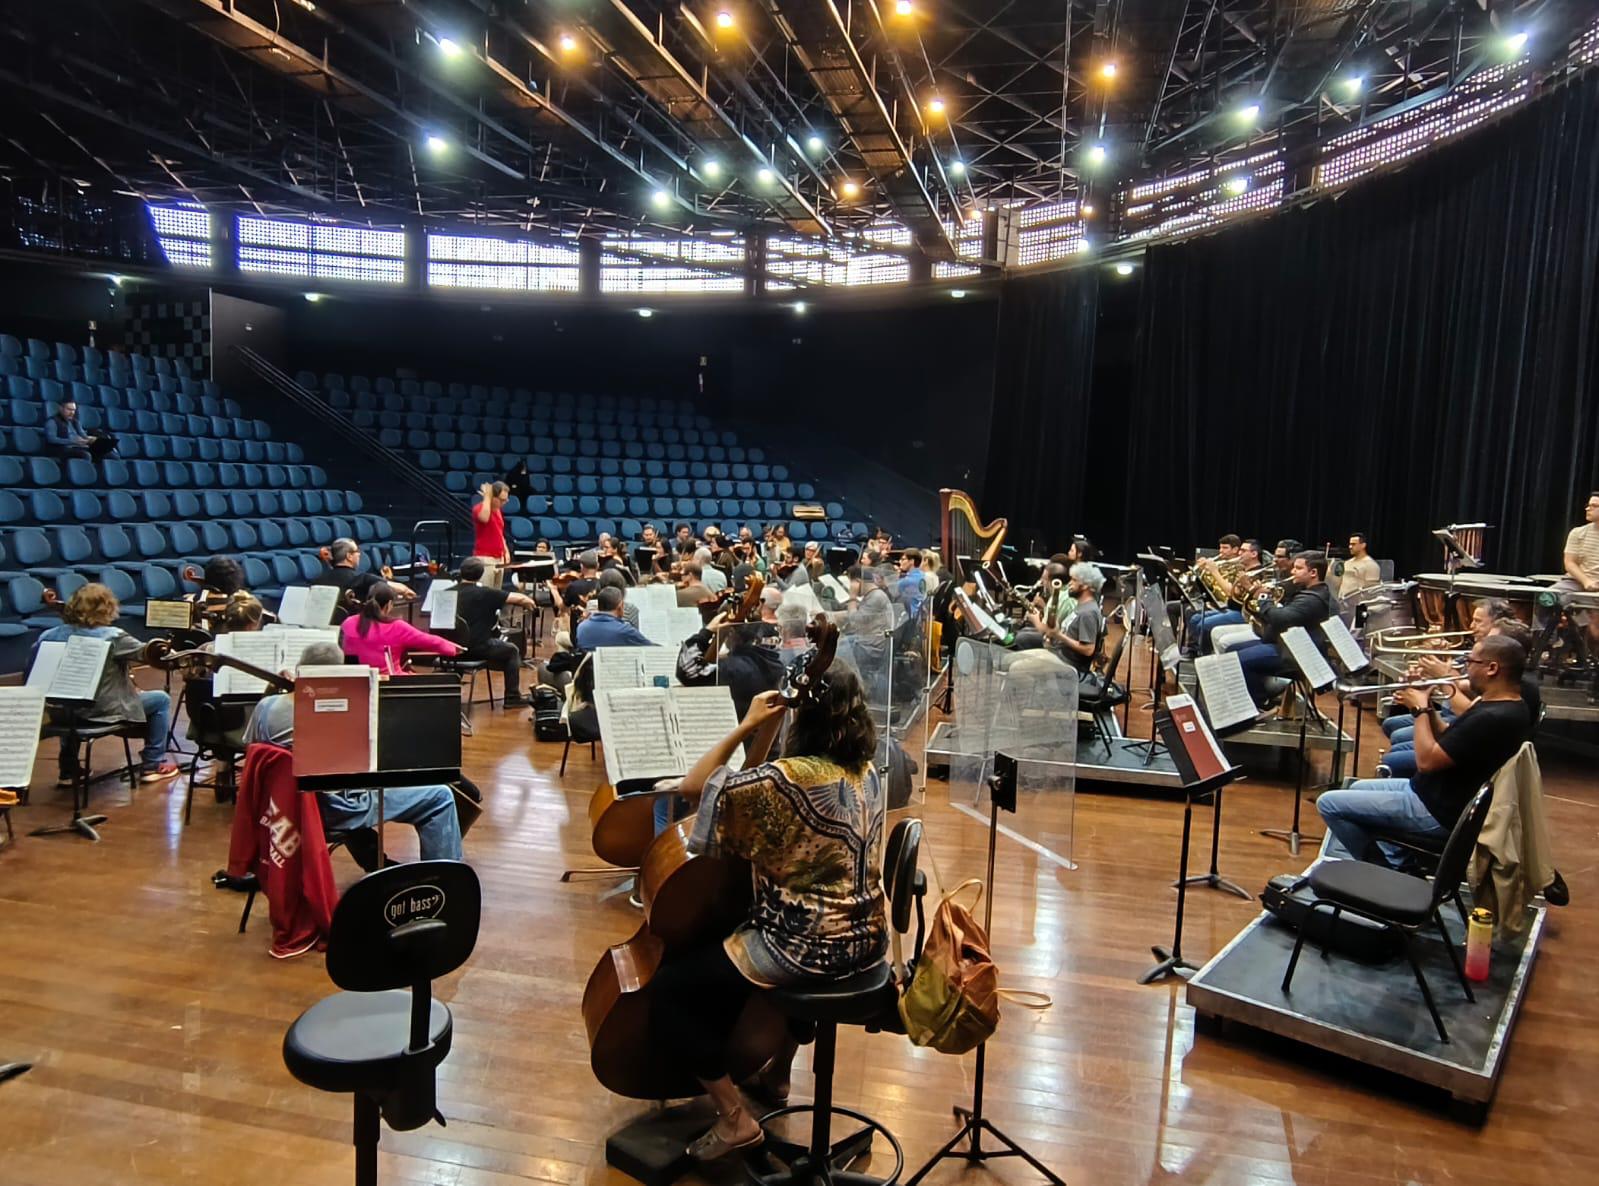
34, 583, 178, 784
574, 586, 653, 650
339, 582, 460, 674
243, 642, 463, 869
639, 524, 670, 576
314, 538, 417, 602
764, 524, 794, 567
1316, 634, 1532, 866
676, 562, 712, 608
800, 541, 825, 584
1185, 537, 1263, 656
697, 548, 729, 595
472, 481, 513, 589
1270, 538, 1302, 581
647, 677, 887, 1161
1553, 491, 1599, 654
675, 523, 699, 556
895, 548, 926, 618
454, 558, 535, 709
1338, 531, 1382, 599
1230, 550, 1334, 707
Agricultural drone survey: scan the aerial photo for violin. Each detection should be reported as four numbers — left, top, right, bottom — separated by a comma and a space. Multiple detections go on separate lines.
139, 638, 295, 693
39, 588, 65, 615
580, 613, 841, 1099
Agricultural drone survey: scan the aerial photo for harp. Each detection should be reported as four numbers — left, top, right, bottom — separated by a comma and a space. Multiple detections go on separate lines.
939, 488, 1008, 585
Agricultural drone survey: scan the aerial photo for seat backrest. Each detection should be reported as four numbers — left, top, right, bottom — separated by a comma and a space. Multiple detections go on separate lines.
325, 861, 482, 992
883, 817, 923, 939
1430, 786, 1494, 908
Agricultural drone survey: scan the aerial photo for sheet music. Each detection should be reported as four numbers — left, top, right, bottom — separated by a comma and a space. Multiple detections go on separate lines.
1164, 692, 1230, 774
271, 627, 340, 672
592, 646, 679, 689
302, 585, 339, 627
215, 633, 284, 697
594, 688, 680, 784
27, 635, 110, 701
0, 687, 47, 787
145, 600, 193, 629
1320, 616, 1370, 674
670, 685, 745, 771
1139, 586, 1181, 671
638, 606, 703, 649
422, 579, 455, 614
1194, 652, 1261, 732
276, 586, 309, 626
1281, 626, 1337, 691
627, 584, 678, 616
430, 583, 459, 630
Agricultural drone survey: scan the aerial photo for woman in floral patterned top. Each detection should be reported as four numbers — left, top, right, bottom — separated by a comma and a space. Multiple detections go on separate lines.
651, 667, 887, 1161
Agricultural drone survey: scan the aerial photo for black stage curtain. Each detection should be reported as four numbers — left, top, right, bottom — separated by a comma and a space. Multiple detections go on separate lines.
982, 267, 1101, 550
1117, 68, 1599, 576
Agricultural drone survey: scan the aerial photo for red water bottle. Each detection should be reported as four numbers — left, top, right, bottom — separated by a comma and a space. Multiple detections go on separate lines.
1465, 907, 1494, 981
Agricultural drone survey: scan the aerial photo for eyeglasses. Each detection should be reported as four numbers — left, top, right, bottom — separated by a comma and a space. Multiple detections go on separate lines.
1464, 656, 1492, 667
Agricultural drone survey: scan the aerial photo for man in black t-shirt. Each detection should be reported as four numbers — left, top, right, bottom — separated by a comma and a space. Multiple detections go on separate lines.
312, 538, 418, 608
454, 557, 535, 707
1317, 635, 1531, 864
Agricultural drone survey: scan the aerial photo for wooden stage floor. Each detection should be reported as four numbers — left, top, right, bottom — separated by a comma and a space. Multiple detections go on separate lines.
2, 657, 1597, 1186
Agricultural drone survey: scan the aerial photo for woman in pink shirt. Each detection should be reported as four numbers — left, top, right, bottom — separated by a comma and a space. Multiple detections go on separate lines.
339, 583, 459, 674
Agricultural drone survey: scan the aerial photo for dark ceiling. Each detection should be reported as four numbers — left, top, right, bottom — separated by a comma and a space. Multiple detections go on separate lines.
0, 0, 1587, 261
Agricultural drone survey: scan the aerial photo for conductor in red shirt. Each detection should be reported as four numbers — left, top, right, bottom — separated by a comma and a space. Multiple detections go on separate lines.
472, 480, 512, 589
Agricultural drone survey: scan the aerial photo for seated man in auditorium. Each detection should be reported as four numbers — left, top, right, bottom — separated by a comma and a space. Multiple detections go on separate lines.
454, 558, 535, 709
1270, 538, 1302, 583
563, 551, 601, 632
1316, 634, 1531, 866
896, 548, 926, 618
675, 523, 699, 556
1552, 491, 1599, 658
677, 614, 786, 720
597, 569, 641, 628
676, 561, 711, 609
44, 399, 114, 461
1379, 597, 1513, 753
35, 583, 178, 785
313, 537, 417, 603
1231, 550, 1334, 707
243, 642, 462, 868
575, 585, 653, 650
471, 480, 512, 586
1338, 531, 1382, 599
638, 524, 669, 578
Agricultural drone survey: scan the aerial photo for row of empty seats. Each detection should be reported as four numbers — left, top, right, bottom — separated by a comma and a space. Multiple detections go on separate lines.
1, 485, 366, 527
0, 456, 324, 491
1, 334, 206, 389
6, 375, 240, 417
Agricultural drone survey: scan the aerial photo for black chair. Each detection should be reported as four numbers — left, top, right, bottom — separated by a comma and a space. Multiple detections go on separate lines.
1282, 786, 1493, 1043
436, 655, 496, 710
32, 711, 139, 842
750, 818, 926, 1186
282, 860, 481, 1186
181, 678, 249, 825
1078, 624, 1132, 755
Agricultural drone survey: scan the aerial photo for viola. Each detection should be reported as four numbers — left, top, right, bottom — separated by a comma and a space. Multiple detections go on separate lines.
580, 614, 841, 1099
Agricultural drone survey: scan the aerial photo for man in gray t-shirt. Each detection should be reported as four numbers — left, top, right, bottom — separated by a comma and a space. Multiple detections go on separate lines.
1037, 562, 1105, 673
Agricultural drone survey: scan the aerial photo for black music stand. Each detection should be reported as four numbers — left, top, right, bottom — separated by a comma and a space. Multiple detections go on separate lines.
1139, 706, 1247, 985
1258, 635, 1338, 856
904, 752, 1065, 1186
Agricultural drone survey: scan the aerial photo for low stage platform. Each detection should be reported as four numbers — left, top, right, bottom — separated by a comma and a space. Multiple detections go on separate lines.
1186, 852, 1544, 1120
924, 716, 1184, 789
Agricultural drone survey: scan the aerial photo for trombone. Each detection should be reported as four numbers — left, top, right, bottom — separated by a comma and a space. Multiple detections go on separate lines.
1370, 627, 1474, 658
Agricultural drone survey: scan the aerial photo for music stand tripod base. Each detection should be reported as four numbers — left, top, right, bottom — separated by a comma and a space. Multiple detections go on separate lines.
1140, 946, 1197, 985
30, 813, 109, 842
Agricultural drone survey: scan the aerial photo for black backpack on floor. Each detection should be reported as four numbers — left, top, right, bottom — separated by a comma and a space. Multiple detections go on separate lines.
531, 685, 566, 742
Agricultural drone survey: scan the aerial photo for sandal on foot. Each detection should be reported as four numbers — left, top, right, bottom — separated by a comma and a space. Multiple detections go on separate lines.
687, 1117, 764, 1161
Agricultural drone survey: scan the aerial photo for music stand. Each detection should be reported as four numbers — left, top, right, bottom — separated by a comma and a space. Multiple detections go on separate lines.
903, 750, 1065, 1186
1139, 698, 1247, 984
1258, 628, 1338, 855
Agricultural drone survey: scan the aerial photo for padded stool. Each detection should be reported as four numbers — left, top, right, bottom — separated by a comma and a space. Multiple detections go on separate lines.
282, 861, 481, 1186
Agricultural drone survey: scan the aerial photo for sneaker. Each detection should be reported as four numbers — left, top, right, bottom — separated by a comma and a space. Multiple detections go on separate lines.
140, 761, 180, 783
56, 773, 77, 788
502, 694, 529, 709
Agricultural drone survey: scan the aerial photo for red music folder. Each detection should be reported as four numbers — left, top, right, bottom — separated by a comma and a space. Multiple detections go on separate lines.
292, 666, 379, 778
1164, 694, 1229, 784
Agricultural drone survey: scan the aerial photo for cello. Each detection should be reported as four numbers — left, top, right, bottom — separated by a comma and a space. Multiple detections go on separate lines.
580, 616, 839, 1100
584, 572, 770, 869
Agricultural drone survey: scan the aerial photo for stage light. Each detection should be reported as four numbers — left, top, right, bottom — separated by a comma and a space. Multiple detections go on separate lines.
1222, 175, 1248, 196
558, 33, 579, 54
806, 134, 825, 155
1114, 262, 1134, 276
305, 292, 324, 302
1502, 30, 1528, 56
1080, 202, 1095, 216
927, 96, 946, 117
841, 180, 860, 199
895, 1, 914, 16
638, 308, 654, 318
425, 133, 449, 155
950, 289, 967, 299
702, 158, 722, 179
1086, 143, 1107, 167
757, 166, 776, 187
792, 301, 807, 314
716, 10, 734, 30
437, 37, 463, 59
1235, 102, 1261, 124
650, 189, 672, 210
1341, 75, 1363, 95
108, 274, 125, 287
948, 159, 966, 176
1098, 61, 1119, 81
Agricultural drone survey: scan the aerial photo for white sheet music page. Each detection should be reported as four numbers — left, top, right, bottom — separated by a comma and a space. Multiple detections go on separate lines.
592, 646, 679, 689
302, 585, 340, 627
272, 627, 340, 672
669, 686, 745, 772
594, 688, 679, 784
1320, 616, 1370, 674
1193, 652, 1260, 732
0, 687, 47, 787
26, 641, 66, 693
430, 584, 459, 630
215, 633, 284, 697
276, 586, 310, 627
37, 635, 111, 701
422, 580, 455, 614
627, 584, 678, 616
1281, 627, 1337, 690
638, 607, 703, 649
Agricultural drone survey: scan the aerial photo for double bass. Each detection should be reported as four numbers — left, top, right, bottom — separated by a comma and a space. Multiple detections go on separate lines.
580, 616, 840, 1100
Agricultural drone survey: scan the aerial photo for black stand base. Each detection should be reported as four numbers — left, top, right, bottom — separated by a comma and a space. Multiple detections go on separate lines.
604, 1100, 719, 1186
1177, 871, 1253, 900
30, 813, 108, 842
1259, 826, 1305, 855
1140, 944, 1197, 985
751, 1104, 901, 1186
905, 1107, 1066, 1186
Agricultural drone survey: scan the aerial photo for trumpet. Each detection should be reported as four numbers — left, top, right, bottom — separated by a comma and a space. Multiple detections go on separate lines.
1334, 675, 1462, 699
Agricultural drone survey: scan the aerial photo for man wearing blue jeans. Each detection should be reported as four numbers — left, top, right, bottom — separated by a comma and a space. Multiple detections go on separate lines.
1317, 635, 1531, 864
1231, 551, 1334, 707
242, 644, 463, 862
